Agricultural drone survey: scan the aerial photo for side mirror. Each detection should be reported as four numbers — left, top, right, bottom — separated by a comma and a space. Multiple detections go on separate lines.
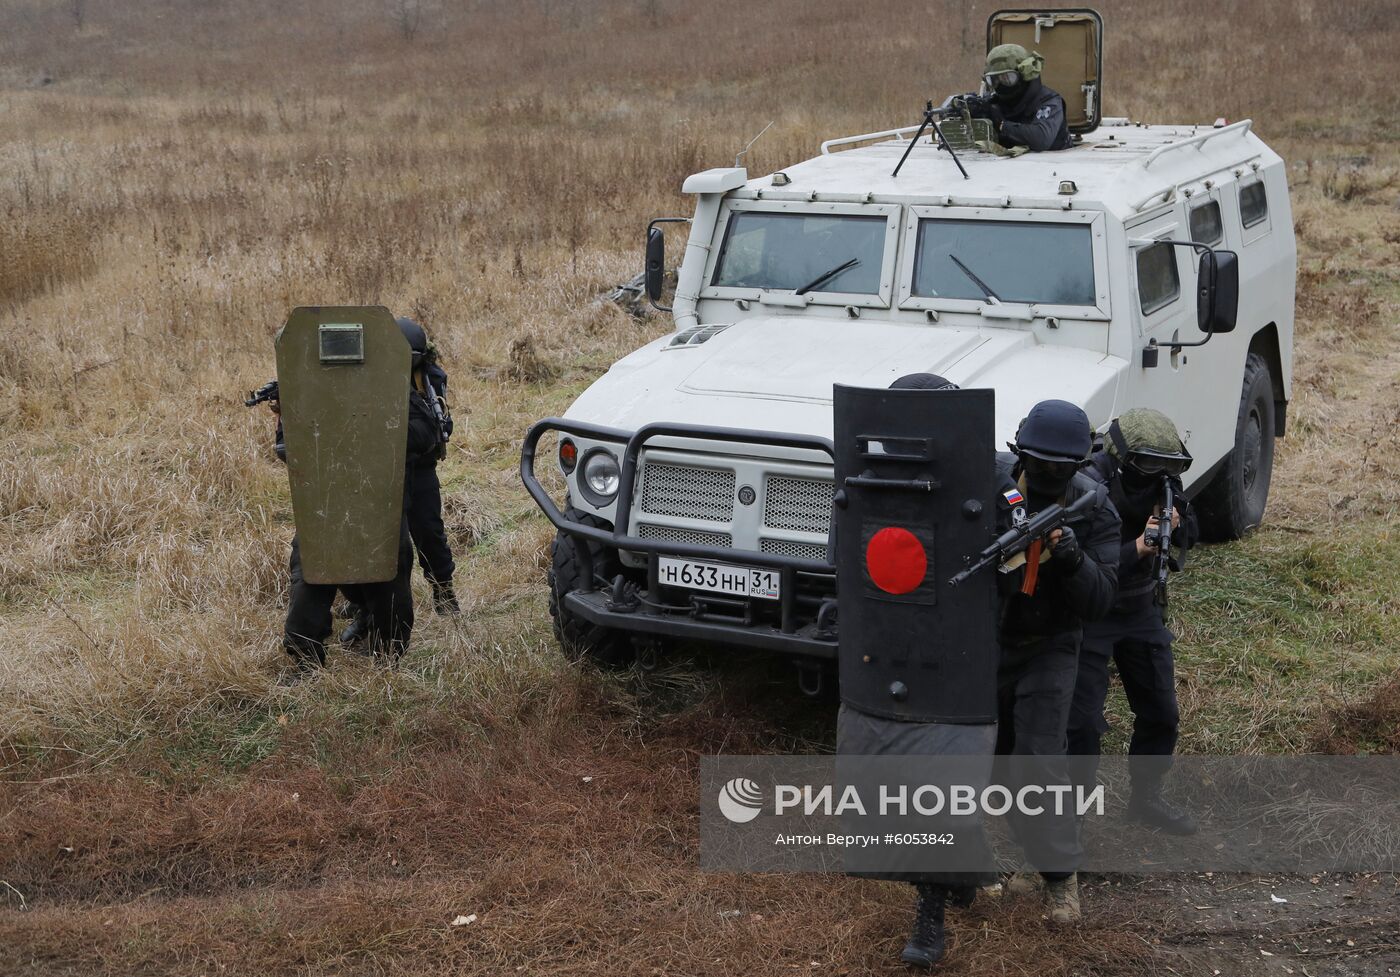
645, 227, 665, 302
1197, 249, 1239, 335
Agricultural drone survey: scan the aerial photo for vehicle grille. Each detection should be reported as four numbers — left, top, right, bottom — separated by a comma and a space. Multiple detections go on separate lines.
764, 475, 833, 534
638, 462, 735, 523
637, 523, 734, 549
760, 537, 830, 563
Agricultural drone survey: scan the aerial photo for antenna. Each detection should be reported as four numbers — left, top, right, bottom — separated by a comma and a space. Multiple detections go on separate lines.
735, 121, 775, 168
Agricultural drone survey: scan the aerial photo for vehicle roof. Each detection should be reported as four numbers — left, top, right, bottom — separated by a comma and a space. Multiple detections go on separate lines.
738, 121, 1277, 221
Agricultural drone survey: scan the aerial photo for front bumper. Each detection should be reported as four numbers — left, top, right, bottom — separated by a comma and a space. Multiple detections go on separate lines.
562, 590, 836, 658
521, 417, 839, 658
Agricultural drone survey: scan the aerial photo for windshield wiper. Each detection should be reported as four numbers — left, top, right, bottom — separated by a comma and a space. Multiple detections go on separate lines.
795, 257, 860, 295
947, 254, 1001, 305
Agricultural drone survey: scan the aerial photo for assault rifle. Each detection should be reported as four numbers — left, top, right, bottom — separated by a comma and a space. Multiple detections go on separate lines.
415, 368, 451, 459
1144, 477, 1176, 606
948, 489, 1099, 587
244, 379, 278, 407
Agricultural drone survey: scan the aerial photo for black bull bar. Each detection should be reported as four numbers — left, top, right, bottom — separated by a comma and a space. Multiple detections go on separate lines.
519, 418, 840, 657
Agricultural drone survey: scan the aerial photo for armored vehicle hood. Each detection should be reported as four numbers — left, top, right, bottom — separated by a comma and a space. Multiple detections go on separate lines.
564, 316, 1119, 446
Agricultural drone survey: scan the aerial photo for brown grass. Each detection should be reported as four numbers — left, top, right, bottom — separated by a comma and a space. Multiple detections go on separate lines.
0, 679, 1164, 976
1, 0, 1399, 973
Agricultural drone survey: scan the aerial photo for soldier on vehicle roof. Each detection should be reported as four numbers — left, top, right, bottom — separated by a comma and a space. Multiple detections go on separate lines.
1068, 408, 1200, 835
947, 43, 1072, 153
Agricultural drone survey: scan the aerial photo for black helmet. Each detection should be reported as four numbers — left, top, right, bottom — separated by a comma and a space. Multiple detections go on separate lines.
396, 316, 427, 365
890, 372, 959, 390
1014, 399, 1092, 463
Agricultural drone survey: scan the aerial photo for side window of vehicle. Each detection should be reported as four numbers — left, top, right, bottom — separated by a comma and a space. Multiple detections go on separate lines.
1188, 200, 1224, 246
1136, 241, 1180, 316
1238, 180, 1269, 229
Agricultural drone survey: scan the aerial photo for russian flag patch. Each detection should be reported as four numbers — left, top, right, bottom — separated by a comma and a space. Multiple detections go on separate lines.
1003, 488, 1025, 506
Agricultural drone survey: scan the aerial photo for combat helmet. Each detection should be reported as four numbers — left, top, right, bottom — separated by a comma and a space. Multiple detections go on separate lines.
1107, 408, 1192, 476
890, 372, 958, 390
1013, 399, 1091, 463
396, 316, 428, 367
984, 43, 1044, 93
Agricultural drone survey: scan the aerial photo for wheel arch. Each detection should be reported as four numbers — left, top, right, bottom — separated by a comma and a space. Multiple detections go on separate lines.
1248, 323, 1287, 437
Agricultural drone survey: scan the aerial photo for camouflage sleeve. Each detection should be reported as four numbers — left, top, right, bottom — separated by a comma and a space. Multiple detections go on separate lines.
999, 98, 1065, 152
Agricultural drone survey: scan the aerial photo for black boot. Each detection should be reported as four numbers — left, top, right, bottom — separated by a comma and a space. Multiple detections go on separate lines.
280, 643, 325, 684
900, 884, 946, 969
1128, 790, 1198, 835
431, 580, 460, 616
339, 610, 371, 653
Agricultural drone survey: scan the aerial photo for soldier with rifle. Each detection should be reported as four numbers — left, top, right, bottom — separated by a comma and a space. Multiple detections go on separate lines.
988, 400, 1120, 921
247, 307, 443, 677
1067, 408, 1199, 834
942, 44, 1072, 153
833, 374, 1001, 969
341, 316, 459, 649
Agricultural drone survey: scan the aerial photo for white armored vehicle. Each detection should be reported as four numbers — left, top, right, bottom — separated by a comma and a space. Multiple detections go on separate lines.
521, 9, 1295, 678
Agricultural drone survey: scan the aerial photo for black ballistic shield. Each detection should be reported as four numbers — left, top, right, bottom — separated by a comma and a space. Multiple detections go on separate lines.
833, 384, 998, 723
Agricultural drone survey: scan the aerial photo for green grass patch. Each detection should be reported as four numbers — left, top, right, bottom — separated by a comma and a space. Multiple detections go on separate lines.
1099, 525, 1400, 754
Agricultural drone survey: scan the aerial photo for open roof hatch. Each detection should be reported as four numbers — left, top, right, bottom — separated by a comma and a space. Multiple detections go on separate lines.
987, 9, 1103, 135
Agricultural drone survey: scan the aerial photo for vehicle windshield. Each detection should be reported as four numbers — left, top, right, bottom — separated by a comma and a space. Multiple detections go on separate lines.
912, 219, 1096, 306
711, 211, 885, 294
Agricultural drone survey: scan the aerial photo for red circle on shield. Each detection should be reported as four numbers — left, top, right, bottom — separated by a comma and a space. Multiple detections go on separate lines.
866, 527, 927, 595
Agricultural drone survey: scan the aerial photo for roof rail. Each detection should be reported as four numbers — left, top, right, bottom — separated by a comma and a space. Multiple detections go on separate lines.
1140, 119, 1253, 170
821, 124, 925, 155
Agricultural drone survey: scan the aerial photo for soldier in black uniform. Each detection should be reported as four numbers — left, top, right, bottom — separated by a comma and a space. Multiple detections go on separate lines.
399, 317, 459, 614
835, 374, 1000, 969
1068, 409, 1199, 834
959, 43, 1072, 152
342, 317, 458, 647
279, 364, 442, 674
993, 400, 1120, 921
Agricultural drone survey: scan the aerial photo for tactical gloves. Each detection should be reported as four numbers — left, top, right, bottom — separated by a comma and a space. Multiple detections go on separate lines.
1050, 525, 1084, 571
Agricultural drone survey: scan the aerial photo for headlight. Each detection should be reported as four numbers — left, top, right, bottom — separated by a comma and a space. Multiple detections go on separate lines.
580, 449, 621, 501
558, 438, 578, 474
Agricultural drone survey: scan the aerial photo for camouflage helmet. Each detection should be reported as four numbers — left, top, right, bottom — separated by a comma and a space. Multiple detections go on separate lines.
985, 43, 1044, 83
1107, 408, 1193, 475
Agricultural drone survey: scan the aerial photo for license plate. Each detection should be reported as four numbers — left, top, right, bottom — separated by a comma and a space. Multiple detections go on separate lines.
656, 556, 782, 601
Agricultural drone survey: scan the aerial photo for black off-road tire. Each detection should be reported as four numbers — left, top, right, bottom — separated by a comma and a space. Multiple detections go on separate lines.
548, 508, 635, 669
1196, 352, 1276, 542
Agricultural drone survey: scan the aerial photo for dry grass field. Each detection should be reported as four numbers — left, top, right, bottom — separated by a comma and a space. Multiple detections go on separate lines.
1, 0, 1399, 973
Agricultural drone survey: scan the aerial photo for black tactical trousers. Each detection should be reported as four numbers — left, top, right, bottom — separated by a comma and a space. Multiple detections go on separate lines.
283, 523, 415, 666
407, 464, 454, 586
994, 632, 1082, 879
1068, 611, 1180, 796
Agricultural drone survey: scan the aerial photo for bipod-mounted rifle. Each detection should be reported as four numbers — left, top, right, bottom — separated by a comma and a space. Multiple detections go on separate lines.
892, 100, 970, 180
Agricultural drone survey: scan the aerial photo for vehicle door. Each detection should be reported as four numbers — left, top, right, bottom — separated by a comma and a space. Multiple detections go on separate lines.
1123, 207, 1212, 464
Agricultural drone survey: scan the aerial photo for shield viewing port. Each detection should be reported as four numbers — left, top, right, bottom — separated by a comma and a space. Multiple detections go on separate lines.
318, 323, 365, 363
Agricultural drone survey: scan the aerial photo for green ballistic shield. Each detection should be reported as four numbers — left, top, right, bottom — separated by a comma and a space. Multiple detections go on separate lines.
275, 306, 410, 584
